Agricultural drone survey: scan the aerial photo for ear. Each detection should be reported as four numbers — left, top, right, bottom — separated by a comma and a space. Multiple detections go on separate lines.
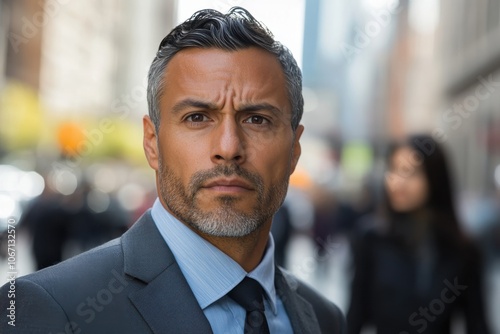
143, 115, 159, 171
290, 124, 304, 175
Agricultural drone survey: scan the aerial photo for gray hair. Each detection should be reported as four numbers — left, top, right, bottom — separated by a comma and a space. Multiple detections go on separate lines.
146, 7, 303, 132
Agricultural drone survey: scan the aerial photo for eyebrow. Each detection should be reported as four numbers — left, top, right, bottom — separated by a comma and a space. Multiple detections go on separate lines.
171, 98, 283, 116
236, 103, 282, 116
171, 98, 218, 114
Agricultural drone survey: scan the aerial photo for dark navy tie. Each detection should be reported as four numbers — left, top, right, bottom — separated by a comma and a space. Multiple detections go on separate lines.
228, 277, 270, 334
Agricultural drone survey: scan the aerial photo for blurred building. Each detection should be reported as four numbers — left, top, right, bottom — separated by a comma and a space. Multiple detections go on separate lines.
0, 0, 176, 159
1, 0, 175, 120
0, 1, 6, 88
438, 0, 500, 198
1, 0, 44, 90
299, 0, 409, 195
38, 0, 122, 117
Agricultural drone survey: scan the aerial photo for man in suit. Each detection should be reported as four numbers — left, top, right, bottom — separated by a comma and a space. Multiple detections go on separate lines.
1, 7, 345, 333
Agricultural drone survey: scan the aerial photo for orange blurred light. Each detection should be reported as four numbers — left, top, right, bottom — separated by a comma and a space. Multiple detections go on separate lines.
57, 122, 85, 156
289, 167, 312, 190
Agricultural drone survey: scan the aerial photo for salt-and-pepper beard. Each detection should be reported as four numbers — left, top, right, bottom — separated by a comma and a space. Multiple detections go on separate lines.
158, 161, 289, 238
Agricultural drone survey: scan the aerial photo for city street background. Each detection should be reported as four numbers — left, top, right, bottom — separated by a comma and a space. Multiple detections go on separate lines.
0, 0, 499, 333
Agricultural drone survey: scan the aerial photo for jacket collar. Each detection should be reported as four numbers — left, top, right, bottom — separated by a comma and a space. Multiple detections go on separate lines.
275, 268, 322, 334
121, 210, 213, 334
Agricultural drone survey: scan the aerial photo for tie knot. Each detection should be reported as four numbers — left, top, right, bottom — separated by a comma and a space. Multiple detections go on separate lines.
228, 277, 265, 312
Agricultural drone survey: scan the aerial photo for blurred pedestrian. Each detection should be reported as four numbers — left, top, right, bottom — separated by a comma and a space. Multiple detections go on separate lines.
19, 177, 129, 270
18, 185, 70, 269
271, 202, 293, 267
311, 186, 358, 275
347, 134, 490, 334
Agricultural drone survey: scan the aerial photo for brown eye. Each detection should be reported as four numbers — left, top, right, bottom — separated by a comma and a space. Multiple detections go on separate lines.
187, 114, 208, 122
244, 115, 268, 124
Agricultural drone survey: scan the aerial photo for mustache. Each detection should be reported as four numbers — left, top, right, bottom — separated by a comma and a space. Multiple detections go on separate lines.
189, 165, 263, 193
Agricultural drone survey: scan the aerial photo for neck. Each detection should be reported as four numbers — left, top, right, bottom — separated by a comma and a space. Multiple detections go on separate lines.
409, 207, 431, 223
394, 207, 430, 222
199, 222, 271, 272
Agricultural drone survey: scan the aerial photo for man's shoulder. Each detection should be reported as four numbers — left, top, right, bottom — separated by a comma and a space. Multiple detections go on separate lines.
0, 218, 157, 333
21, 237, 123, 287
19, 209, 155, 289
277, 268, 346, 333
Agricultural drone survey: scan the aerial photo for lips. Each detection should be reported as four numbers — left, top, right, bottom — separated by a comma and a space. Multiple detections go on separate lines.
202, 178, 254, 191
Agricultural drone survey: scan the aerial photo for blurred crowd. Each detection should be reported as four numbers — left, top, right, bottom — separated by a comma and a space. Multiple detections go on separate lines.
1, 134, 499, 333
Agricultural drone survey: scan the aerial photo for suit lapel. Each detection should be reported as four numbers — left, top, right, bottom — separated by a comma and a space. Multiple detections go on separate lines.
275, 268, 322, 334
121, 211, 213, 334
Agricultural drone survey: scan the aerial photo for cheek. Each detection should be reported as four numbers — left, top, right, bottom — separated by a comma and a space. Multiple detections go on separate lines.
384, 175, 395, 193
251, 140, 293, 180
159, 133, 205, 182
408, 177, 428, 203
384, 173, 404, 195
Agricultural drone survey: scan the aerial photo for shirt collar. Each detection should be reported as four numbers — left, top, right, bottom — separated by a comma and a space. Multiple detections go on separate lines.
151, 198, 278, 314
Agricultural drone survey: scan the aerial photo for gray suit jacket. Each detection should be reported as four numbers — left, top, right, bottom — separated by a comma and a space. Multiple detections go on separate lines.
0, 211, 345, 333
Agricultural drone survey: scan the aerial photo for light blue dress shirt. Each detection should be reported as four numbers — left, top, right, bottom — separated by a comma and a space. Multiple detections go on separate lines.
151, 198, 293, 334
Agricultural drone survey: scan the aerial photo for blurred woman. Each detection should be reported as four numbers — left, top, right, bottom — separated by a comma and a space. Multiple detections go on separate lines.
347, 135, 490, 334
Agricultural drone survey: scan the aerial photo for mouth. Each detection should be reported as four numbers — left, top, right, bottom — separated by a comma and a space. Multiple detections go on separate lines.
201, 178, 254, 194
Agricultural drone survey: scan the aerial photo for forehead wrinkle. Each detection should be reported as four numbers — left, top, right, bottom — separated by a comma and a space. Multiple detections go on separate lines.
227, 81, 287, 113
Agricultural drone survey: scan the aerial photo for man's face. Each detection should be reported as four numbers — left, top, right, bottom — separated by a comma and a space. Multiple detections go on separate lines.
143, 47, 303, 238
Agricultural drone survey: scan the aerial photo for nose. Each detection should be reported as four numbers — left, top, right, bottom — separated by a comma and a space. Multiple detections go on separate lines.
385, 170, 405, 192
211, 116, 246, 165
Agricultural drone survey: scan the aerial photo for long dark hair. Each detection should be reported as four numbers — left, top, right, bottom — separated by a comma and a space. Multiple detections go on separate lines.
383, 134, 468, 251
